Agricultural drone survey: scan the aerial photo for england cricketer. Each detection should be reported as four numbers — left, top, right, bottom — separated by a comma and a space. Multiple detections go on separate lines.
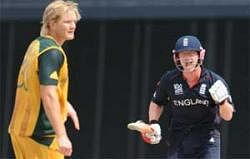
140, 35, 235, 158
8, 1, 81, 158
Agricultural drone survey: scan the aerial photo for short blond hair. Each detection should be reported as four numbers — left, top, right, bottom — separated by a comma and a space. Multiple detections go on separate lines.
40, 0, 81, 36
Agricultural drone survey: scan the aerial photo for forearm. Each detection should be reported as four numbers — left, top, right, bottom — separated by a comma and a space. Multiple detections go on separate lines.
219, 100, 234, 121
40, 86, 67, 137
149, 101, 164, 122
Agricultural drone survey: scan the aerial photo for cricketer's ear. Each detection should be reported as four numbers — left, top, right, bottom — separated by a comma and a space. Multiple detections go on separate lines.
200, 49, 206, 60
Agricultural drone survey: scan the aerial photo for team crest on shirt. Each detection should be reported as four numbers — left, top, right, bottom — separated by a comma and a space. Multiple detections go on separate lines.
174, 83, 183, 95
199, 84, 207, 95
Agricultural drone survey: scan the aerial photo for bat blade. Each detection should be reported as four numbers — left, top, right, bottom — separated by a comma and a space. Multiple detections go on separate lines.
127, 120, 153, 134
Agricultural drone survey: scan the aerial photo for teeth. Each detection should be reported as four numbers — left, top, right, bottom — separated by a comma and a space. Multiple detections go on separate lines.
185, 62, 193, 65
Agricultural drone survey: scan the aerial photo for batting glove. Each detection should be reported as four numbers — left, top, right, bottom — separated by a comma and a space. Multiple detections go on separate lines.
209, 80, 229, 104
141, 123, 161, 144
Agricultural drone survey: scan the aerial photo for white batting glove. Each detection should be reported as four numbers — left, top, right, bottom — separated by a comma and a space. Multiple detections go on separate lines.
209, 80, 229, 104
141, 123, 161, 144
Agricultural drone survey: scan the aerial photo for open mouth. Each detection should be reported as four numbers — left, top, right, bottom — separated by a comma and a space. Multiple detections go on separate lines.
182, 60, 197, 71
186, 61, 193, 65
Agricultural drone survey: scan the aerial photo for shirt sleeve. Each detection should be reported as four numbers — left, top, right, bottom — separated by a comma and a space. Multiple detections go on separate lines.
151, 74, 170, 106
38, 49, 64, 85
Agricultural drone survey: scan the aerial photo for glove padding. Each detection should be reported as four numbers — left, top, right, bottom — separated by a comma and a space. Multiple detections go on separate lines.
209, 80, 229, 104
141, 123, 161, 144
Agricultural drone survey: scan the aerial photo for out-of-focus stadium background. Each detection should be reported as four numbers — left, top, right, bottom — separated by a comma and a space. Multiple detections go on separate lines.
1, 0, 250, 158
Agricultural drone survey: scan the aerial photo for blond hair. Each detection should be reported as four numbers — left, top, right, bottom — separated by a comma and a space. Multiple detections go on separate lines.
40, 0, 81, 36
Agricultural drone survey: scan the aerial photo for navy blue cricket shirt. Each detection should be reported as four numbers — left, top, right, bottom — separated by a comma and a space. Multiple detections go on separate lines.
152, 68, 233, 130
